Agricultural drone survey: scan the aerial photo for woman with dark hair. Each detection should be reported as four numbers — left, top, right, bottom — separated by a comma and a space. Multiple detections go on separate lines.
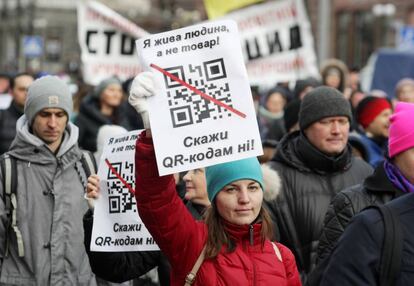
75, 77, 135, 152
128, 72, 301, 286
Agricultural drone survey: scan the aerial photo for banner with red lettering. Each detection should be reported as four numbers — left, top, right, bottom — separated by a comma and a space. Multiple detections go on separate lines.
77, 1, 149, 85
222, 0, 319, 86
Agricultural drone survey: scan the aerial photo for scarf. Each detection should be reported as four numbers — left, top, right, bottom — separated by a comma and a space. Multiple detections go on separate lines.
384, 160, 414, 193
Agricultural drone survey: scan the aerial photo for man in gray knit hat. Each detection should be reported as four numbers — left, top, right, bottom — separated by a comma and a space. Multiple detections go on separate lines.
266, 86, 373, 283
0, 76, 97, 285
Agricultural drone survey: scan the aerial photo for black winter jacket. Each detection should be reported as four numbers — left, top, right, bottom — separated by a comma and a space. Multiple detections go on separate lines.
83, 209, 165, 284
320, 192, 414, 286
0, 101, 23, 155
74, 95, 135, 152
83, 202, 205, 285
317, 162, 406, 262
267, 131, 372, 281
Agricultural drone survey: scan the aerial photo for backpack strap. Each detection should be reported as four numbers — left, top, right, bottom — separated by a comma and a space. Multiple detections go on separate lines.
80, 150, 97, 179
79, 151, 97, 210
374, 204, 403, 286
1, 154, 24, 257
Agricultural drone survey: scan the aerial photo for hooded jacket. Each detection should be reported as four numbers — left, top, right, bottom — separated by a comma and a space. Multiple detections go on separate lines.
0, 116, 96, 286
320, 58, 349, 93
266, 131, 372, 280
134, 132, 301, 286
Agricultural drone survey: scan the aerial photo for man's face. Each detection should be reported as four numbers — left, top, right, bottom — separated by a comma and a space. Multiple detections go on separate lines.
12, 75, 34, 107
304, 116, 350, 156
365, 108, 392, 138
32, 108, 68, 148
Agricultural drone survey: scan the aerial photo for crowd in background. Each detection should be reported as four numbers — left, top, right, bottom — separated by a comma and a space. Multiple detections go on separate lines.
1, 55, 414, 286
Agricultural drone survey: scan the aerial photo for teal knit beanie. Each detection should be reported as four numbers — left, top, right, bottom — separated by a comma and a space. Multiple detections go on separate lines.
206, 157, 264, 202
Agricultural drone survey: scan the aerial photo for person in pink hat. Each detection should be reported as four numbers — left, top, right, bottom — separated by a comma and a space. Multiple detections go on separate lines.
308, 102, 414, 285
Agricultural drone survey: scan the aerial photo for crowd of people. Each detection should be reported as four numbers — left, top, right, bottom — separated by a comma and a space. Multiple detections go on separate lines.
0, 55, 414, 286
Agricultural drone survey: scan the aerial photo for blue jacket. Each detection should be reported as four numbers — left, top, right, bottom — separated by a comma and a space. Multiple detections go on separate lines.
359, 134, 387, 167
320, 192, 414, 285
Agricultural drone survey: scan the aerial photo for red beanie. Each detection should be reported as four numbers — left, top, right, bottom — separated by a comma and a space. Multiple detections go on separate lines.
388, 102, 414, 158
356, 97, 392, 129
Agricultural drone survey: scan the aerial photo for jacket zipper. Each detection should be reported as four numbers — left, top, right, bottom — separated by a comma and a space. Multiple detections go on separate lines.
249, 224, 254, 245
249, 224, 257, 286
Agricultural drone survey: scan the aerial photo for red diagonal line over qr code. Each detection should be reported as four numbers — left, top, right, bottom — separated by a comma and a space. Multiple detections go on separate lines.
150, 63, 246, 118
105, 159, 135, 195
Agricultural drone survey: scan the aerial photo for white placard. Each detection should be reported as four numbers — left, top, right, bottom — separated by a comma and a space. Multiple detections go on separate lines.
77, 1, 149, 85
136, 20, 263, 176
222, 0, 319, 86
90, 130, 159, 252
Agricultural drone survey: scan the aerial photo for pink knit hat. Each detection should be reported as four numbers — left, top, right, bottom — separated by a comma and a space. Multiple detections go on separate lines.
388, 102, 414, 157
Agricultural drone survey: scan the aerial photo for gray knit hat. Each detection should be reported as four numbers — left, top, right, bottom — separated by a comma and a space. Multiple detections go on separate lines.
24, 75, 72, 124
299, 86, 352, 130
93, 77, 122, 98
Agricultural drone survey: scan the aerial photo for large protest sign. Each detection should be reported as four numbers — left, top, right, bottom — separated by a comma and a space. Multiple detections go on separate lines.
90, 130, 159, 252
222, 0, 319, 86
136, 20, 263, 176
77, 1, 149, 85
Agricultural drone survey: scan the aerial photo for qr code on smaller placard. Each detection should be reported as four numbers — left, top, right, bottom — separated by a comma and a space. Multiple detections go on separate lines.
106, 161, 136, 214
163, 58, 233, 128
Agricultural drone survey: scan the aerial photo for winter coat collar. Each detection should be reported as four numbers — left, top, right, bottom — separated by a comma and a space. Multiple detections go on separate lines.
363, 161, 404, 197
274, 131, 352, 174
223, 219, 262, 245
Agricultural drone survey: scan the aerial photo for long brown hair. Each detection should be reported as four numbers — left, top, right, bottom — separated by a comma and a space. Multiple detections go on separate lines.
203, 204, 274, 259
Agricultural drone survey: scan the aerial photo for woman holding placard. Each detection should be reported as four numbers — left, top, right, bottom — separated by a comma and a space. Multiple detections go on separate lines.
129, 72, 301, 286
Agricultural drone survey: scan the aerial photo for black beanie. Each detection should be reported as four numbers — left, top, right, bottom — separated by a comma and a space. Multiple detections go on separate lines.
299, 86, 352, 130
284, 98, 301, 131
293, 77, 320, 98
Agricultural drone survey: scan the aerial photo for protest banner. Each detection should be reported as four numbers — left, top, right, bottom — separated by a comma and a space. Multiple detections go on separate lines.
90, 130, 159, 252
203, 0, 263, 19
136, 20, 263, 176
77, 1, 149, 85
222, 0, 319, 86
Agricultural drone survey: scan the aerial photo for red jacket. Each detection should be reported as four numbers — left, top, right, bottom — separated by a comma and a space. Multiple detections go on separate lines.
135, 132, 301, 286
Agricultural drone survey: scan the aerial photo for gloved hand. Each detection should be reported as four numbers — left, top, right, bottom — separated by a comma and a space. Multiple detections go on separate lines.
128, 71, 155, 129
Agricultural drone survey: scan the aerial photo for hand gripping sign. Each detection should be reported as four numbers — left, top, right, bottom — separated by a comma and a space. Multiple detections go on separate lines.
91, 130, 159, 252
136, 19, 263, 176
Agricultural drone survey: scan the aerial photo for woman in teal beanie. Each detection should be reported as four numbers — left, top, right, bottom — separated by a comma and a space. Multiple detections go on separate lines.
134, 130, 301, 286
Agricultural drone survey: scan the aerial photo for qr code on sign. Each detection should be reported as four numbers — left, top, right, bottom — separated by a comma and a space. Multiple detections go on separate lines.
106, 161, 136, 214
163, 58, 233, 128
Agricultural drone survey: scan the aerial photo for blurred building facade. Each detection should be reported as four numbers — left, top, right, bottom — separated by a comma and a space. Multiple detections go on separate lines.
0, 0, 411, 76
